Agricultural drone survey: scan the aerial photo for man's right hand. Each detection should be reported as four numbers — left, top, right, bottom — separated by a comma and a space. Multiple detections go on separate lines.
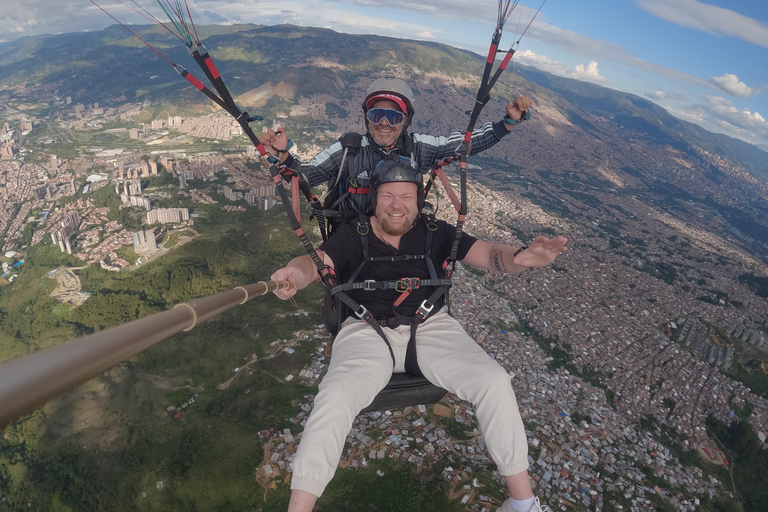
270, 266, 304, 300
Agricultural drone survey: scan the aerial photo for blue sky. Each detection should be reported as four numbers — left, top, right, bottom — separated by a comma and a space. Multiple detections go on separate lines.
4, 0, 768, 150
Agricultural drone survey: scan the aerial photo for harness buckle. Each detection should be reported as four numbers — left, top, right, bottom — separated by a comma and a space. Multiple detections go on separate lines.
417, 300, 434, 319
395, 277, 420, 293
362, 280, 376, 291
354, 304, 371, 321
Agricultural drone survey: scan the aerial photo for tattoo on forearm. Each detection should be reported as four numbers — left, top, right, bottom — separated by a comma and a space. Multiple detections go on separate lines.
490, 248, 508, 273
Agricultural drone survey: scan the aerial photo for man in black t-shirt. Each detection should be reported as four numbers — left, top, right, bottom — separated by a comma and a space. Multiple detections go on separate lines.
271, 156, 567, 512
320, 216, 475, 320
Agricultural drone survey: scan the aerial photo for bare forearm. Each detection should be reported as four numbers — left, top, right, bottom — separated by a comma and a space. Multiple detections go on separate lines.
488, 245, 527, 274
287, 255, 321, 290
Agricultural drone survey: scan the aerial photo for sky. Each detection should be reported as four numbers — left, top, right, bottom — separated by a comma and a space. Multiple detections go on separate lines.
3, 0, 768, 151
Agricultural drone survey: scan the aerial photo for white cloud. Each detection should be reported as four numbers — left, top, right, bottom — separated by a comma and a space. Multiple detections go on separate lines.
647, 90, 665, 100
417, 31, 435, 39
515, 50, 603, 82
709, 74, 759, 98
705, 95, 768, 142
572, 61, 602, 81
663, 98, 768, 150
523, 21, 713, 90
515, 49, 568, 75
637, 0, 768, 49
664, 105, 704, 123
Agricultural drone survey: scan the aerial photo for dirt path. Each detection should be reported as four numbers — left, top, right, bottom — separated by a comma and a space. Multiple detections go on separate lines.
254, 442, 277, 502
216, 356, 258, 390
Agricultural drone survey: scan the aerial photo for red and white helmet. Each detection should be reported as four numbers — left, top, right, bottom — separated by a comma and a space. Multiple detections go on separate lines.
363, 77, 415, 120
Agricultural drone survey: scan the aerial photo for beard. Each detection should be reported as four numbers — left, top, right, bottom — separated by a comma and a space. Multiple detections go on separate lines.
368, 122, 402, 148
379, 211, 417, 236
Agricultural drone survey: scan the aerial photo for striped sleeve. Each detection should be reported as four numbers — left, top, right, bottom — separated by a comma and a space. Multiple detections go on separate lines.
286, 141, 345, 187
412, 121, 510, 173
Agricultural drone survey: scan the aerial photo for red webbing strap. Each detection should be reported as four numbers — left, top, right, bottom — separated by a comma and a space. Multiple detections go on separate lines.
348, 187, 371, 194
434, 168, 462, 213
394, 291, 410, 307
486, 42, 498, 64
202, 54, 240, 113
269, 164, 328, 278
484, 48, 516, 96
190, 49, 239, 114
182, 70, 204, 90
466, 29, 502, 138
203, 55, 221, 80
498, 49, 514, 70
424, 156, 457, 200
291, 176, 301, 223
177, 67, 234, 114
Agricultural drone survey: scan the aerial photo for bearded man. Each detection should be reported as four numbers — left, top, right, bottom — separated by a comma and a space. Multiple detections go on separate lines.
271, 156, 565, 512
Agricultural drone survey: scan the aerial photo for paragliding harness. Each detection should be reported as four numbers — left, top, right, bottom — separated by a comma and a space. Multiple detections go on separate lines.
312, 132, 416, 242
94, 0, 543, 411
312, 132, 364, 241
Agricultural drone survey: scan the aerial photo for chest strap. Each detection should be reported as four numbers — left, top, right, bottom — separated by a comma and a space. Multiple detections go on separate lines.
331, 277, 451, 294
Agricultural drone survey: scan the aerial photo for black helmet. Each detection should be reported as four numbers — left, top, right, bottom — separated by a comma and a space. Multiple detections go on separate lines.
370, 155, 424, 212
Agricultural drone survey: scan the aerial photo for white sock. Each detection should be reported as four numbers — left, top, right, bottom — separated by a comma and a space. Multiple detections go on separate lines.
508, 496, 536, 512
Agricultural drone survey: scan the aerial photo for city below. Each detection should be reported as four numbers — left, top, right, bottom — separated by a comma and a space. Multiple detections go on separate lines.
1, 52, 768, 512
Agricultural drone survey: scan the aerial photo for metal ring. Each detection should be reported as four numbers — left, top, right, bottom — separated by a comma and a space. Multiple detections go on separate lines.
174, 303, 198, 332
357, 224, 370, 235
234, 286, 249, 305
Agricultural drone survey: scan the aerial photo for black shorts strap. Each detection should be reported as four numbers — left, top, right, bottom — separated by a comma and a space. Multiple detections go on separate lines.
332, 289, 396, 367
405, 320, 425, 378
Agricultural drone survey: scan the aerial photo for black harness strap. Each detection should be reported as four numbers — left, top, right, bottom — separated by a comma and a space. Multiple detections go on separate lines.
331, 278, 452, 294
328, 215, 451, 376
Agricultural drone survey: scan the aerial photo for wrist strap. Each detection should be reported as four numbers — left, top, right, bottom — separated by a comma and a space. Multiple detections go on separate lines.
504, 111, 531, 125
275, 139, 294, 154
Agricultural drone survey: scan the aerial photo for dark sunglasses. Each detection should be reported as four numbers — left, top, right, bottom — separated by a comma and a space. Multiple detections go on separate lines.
366, 108, 406, 126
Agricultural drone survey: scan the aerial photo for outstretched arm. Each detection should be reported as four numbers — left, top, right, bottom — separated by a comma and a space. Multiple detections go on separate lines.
414, 95, 534, 169
270, 251, 335, 300
461, 236, 568, 274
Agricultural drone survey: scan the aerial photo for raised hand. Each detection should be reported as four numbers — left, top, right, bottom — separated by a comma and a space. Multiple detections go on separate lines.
261, 126, 289, 156
513, 236, 568, 268
505, 96, 533, 121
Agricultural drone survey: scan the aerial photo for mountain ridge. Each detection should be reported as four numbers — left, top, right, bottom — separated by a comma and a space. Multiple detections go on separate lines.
1, 23, 766, 184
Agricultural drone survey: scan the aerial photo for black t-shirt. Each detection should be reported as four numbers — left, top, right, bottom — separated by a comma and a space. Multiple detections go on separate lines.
319, 216, 478, 319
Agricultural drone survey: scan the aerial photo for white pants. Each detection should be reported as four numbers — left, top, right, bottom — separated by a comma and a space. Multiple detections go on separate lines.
291, 308, 530, 496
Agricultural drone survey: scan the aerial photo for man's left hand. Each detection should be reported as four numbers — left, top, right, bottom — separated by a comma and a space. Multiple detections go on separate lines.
506, 96, 533, 121
513, 236, 568, 268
